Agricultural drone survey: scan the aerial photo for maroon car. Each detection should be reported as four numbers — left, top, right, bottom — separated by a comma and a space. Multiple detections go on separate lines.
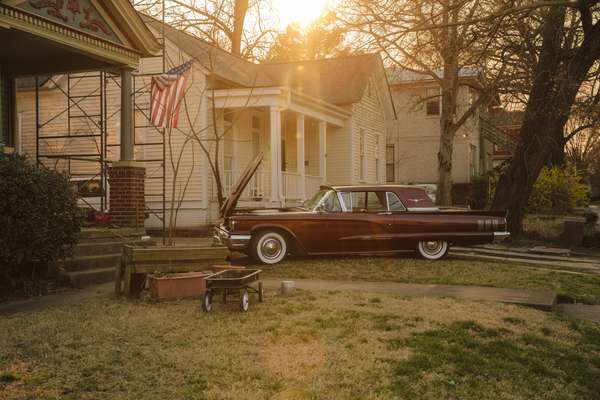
214, 156, 509, 264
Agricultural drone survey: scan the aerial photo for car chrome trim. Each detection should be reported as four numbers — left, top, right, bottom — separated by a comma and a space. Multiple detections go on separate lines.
213, 225, 252, 249
493, 231, 511, 242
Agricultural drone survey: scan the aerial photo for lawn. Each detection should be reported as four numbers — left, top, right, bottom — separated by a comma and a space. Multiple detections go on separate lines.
1, 291, 600, 400
249, 255, 600, 304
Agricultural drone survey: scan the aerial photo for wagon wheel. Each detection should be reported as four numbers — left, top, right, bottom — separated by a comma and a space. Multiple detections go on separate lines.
258, 282, 264, 303
202, 291, 213, 313
239, 289, 249, 312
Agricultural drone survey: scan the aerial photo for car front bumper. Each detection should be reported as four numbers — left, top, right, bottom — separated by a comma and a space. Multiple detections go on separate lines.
493, 231, 511, 243
213, 225, 251, 250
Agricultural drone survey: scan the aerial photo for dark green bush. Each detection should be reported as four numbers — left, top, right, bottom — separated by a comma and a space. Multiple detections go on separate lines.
467, 175, 489, 210
0, 154, 81, 298
583, 227, 600, 248
583, 208, 599, 228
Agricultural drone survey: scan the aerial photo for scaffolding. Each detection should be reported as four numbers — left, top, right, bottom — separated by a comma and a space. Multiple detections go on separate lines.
34, 2, 167, 237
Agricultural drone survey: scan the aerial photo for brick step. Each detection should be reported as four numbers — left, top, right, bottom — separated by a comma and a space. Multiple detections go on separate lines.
73, 241, 125, 258
57, 253, 121, 273
65, 267, 116, 288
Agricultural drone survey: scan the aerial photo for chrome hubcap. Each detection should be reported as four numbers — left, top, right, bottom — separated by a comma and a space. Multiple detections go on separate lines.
261, 238, 282, 260
423, 241, 443, 254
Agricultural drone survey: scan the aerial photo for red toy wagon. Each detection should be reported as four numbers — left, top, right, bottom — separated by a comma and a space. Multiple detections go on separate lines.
202, 269, 263, 312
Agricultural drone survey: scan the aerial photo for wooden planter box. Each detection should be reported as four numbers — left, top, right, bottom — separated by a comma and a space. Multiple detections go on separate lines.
148, 271, 212, 301
116, 245, 229, 297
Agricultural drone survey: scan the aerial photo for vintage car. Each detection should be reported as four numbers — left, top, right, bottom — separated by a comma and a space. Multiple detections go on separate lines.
214, 155, 510, 264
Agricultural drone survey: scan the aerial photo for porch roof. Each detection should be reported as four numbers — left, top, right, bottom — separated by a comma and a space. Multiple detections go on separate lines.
0, 1, 160, 75
211, 86, 352, 127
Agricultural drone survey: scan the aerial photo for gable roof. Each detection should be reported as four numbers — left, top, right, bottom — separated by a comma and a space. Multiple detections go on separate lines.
258, 54, 383, 105
140, 13, 395, 117
386, 67, 481, 85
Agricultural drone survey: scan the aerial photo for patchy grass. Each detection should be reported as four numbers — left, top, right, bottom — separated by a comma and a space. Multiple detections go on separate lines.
1, 291, 599, 399
251, 255, 600, 304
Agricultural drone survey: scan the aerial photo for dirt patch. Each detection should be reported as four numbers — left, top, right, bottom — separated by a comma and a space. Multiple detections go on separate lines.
263, 330, 327, 380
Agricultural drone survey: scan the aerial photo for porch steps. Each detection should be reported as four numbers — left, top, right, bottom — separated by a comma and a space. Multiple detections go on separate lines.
57, 228, 152, 288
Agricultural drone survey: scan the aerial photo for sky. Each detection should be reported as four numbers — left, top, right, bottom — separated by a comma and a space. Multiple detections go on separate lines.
271, 0, 337, 30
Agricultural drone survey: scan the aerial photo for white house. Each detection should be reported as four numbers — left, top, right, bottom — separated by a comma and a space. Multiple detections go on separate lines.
385, 68, 497, 188
16, 14, 396, 231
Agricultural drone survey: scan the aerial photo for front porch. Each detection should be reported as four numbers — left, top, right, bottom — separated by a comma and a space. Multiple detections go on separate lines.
213, 87, 350, 206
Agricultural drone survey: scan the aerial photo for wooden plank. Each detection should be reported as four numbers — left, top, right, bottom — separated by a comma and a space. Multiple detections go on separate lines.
130, 246, 228, 262
132, 263, 219, 274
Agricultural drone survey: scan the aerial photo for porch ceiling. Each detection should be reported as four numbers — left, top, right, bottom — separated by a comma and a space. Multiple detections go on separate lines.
211, 86, 351, 127
0, 27, 117, 75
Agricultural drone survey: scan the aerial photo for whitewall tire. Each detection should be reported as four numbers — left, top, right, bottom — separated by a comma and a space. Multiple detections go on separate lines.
417, 240, 449, 260
252, 231, 288, 265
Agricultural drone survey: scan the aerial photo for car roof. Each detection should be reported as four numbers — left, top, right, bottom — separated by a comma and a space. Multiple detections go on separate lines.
321, 184, 426, 192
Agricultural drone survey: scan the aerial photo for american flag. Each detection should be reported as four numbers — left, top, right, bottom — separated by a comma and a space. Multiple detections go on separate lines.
150, 59, 194, 129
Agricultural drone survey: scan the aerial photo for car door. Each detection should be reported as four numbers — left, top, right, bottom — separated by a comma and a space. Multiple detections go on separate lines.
296, 190, 346, 253
333, 191, 395, 253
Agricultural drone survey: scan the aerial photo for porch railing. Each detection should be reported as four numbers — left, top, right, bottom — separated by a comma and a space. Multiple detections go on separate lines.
282, 172, 302, 200
220, 169, 270, 200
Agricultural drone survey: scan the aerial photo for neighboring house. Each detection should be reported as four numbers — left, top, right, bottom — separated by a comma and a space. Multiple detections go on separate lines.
483, 109, 524, 168
16, 14, 396, 230
385, 68, 508, 191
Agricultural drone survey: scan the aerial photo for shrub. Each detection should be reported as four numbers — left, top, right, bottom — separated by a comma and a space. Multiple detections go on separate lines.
583, 227, 600, 248
467, 175, 489, 210
0, 154, 81, 297
527, 165, 589, 215
583, 208, 599, 228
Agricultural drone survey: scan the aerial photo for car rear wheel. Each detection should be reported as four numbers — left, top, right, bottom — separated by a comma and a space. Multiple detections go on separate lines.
251, 231, 288, 265
417, 240, 449, 260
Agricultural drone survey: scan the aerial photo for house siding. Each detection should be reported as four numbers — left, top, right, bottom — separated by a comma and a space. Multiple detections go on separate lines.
388, 83, 481, 184
350, 78, 386, 184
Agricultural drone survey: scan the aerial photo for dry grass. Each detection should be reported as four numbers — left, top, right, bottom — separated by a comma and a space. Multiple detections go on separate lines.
252, 255, 600, 304
1, 291, 600, 399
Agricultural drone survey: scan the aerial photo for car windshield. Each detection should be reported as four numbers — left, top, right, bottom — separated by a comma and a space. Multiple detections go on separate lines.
302, 189, 329, 210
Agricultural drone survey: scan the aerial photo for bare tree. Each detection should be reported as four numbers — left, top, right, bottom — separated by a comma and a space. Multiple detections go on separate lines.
136, 0, 277, 60
338, 0, 509, 205
491, 1, 600, 234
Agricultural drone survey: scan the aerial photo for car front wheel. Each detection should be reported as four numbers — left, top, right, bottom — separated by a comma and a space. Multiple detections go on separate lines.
416, 240, 449, 260
251, 231, 288, 265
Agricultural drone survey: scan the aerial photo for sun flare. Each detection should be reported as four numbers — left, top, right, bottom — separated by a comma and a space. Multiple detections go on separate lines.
273, 0, 335, 30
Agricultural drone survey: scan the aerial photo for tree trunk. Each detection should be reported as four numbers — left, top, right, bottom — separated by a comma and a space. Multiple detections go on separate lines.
492, 6, 600, 234
230, 0, 249, 56
435, 1, 460, 206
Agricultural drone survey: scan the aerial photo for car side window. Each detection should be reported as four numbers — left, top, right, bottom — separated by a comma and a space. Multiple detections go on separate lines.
366, 192, 387, 212
351, 192, 366, 212
322, 191, 342, 212
338, 192, 351, 211
387, 192, 406, 212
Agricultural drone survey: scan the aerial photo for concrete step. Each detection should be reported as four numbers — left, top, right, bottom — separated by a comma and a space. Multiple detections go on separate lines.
450, 251, 600, 275
454, 246, 600, 265
66, 267, 116, 288
79, 228, 145, 241
73, 241, 124, 258
57, 253, 121, 272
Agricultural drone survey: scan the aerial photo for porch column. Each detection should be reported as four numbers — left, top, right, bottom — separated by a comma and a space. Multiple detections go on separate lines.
319, 121, 327, 182
270, 106, 281, 203
296, 114, 306, 200
120, 68, 134, 161
108, 68, 145, 229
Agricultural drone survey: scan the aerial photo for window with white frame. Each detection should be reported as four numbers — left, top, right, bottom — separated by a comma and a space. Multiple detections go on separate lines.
359, 129, 366, 181
386, 144, 395, 182
425, 87, 440, 116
